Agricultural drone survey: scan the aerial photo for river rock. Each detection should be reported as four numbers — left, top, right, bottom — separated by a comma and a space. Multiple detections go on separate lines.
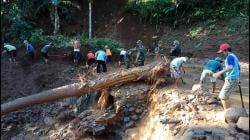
125, 121, 135, 128
187, 94, 195, 101
135, 108, 143, 114
206, 97, 217, 104
123, 117, 130, 123
131, 115, 139, 121
129, 107, 135, 112
224, 106, 248, 123
236, 117, 249, 133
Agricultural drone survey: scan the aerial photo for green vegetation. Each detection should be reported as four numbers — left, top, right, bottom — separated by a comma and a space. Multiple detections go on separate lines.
29, 31, 123, 51
126, 0, 249, 26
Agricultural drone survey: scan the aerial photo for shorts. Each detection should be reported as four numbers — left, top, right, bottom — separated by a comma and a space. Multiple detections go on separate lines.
219, 79, 239, 100
170, 65, 181, 79
87, 58, 95, 66
41, 52, 48, 59
9, 50, 16, 58
120, 55, 124, 62
74, 51, 81, 60
200, 69, 216, 83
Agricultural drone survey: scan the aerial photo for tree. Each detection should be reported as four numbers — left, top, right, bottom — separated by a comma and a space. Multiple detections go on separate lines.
51, 0, 80, 35
1, 61, 169, 115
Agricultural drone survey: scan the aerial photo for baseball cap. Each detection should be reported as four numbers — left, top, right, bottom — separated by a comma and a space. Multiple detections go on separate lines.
214, 57, 223, 62
217, 43, 230, 53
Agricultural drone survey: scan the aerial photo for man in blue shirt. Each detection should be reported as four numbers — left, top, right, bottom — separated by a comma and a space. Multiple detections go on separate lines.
24, 40, 35, 60
95, 48, 107, 73
213, 43, 240, 110
199, 57, 224, 93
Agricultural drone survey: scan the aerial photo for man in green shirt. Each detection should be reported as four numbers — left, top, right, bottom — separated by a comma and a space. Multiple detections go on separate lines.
2, 43, 17, 62
41, 42, 53, 64
135, 40, 146, 66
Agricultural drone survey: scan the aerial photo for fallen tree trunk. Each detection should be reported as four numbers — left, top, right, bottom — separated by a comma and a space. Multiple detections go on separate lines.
1, 61, 169, 115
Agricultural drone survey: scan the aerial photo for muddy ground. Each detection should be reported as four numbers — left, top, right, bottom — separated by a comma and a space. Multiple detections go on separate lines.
1, 11, 249, 140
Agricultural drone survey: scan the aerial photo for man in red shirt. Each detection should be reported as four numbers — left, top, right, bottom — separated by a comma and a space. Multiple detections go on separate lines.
86, 51, 96, 68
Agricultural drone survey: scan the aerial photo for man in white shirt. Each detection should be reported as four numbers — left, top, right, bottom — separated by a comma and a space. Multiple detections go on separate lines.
170, 57, 188, 87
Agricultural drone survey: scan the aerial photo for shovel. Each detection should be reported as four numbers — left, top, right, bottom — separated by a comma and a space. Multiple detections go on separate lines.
238, 81, 245, 109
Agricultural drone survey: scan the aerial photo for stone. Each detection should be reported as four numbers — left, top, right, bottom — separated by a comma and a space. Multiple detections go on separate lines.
131, 115, 139, 121
129, 107, 135, 112
125, 121, 135, 128
123, 117, 130, 123
224, 106, 248, 123
181, 130, 194, 140
236, 117, 249, 133
206, 97, 217, 104
187, 94, 195, 101
227, 123, 238, 135
135, 108, 143, 114
43, 117, 56, 126
224, 135, 235, 140
92, 126, 106, 135
191, 84, 202, 93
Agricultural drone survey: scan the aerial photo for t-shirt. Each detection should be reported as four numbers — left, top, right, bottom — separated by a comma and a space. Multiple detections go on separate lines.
170, 57, 187, 70
106, 48, 112, 56
225, 53, 240, 80
170, 45, 181, 57
4, 44, 16, 51
95, 50, 106, 61
204, 60, 223, 73
26, 43, 34, 53
41, 45, 50, 53
73, 40, 80, 52
137, 47, 146, 61
120, 50, 126, 55
87, 52, 95, 59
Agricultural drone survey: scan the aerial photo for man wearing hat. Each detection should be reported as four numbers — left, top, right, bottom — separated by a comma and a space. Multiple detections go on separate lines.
213, 43, 240, 110
135, 40, 146, 66
24, 40, 35, 60
170, 40, 181, 60
199, 57, 224, 93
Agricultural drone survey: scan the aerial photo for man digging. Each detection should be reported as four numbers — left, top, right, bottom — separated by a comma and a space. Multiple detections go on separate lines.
199, 57, 224, 93
213, 43, 240, 110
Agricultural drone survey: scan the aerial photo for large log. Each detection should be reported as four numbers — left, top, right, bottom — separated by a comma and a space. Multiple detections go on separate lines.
1, 61, 169, 115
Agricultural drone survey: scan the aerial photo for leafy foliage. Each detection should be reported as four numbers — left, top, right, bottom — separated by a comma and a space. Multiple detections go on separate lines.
126, 0, 249, 26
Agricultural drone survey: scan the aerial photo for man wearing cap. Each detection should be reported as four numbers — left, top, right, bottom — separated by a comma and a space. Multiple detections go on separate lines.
41, 42, 53, 64
213, 43, 240, 110
199, 57, 224, 93
119, 48, 126, 66
24, 40, 35, 60
170, 40, 181, 60
170, 56, 188, 87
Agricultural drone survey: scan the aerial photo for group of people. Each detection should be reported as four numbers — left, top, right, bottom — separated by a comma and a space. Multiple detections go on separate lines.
2, 38, 241, 110
168, 41, 241, 111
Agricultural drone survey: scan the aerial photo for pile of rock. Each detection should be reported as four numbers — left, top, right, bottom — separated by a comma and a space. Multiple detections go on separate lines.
111, 83, 150, 129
